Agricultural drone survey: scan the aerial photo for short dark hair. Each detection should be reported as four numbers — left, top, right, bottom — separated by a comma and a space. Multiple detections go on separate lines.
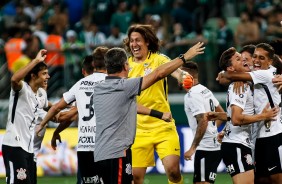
24, 62, 48, 83
219, 47, 236, 71
123, 24, 160, 54
92, 46, 109, 70
272, 54, 282, 75
240, 44, 255, 55
269, 39, 282, 56
104, 47, 127, 74
255, 43, 275, 60
82, 55, 94, 75
181, 61, 198, 77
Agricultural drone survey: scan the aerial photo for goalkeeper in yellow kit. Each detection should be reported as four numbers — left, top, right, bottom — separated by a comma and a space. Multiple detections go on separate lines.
124, 24, 196, 184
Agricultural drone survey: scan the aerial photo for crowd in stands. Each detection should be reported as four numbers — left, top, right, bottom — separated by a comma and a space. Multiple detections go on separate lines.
0, 0, 281, 98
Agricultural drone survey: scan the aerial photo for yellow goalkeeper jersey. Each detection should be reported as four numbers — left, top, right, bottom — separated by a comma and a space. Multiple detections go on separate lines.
128, 52, 176, 131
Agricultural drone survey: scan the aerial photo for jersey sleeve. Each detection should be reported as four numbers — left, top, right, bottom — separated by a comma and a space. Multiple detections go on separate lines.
185, 93, 206, 116
249, 70, 273, 85
123, 77, 143, 97
63, 82, 78, 104
229, 84, 250, 110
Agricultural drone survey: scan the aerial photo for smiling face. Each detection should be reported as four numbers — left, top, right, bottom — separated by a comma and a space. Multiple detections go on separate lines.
228, 52, 250, 72
129, 32, 149, 62
252, 48, 272, 70
241, 51, 254, 70
34, 69, 50, 89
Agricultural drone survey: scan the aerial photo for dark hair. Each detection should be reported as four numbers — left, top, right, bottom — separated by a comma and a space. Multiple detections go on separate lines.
92, 46, 109, 70
269, 39, 282, 56
24, 62, 48, 83
104, 47, 127, 74
219, 47, 236, 71
82, 55, 94, 75
240, 44, 255, 55
272, 54, 282, 75
123, 24, 160, 54
255, 43, 275, 60
181, 61, 198, 77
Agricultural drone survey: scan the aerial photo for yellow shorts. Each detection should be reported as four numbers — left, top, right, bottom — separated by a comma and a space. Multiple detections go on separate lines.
132, 125, 180, 167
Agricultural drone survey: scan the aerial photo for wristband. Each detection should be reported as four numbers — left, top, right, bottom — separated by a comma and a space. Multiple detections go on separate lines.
150, 109, 163, 119
178, 54, 186, 63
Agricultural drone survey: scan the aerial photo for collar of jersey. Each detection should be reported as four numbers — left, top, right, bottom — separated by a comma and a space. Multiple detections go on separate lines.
106, 76, 122, 80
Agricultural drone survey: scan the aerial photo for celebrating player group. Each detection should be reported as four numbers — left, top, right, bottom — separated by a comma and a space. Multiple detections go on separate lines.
2, 23, 282, 184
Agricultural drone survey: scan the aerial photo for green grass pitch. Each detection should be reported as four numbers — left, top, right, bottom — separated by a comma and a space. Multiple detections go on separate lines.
0, 173, 232, 183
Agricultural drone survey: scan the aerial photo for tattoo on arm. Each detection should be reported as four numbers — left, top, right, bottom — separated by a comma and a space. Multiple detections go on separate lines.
192, 113, 208, 148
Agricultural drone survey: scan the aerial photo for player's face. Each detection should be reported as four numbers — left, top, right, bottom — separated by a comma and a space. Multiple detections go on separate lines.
129, 32, 149, 62
230, 52, 249, 72
253, 48, 272, 71
35, 69, 49, 89
241, 51, 253, 71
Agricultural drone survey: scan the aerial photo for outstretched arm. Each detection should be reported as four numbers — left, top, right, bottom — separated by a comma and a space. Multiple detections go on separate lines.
11, 49, 47, 91
141, 42, 205, 91
36, 98, 68, 136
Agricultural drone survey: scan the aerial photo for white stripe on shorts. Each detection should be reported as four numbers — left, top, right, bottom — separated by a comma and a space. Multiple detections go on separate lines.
201, 158, 205, 181
237, 148, 245, 173
9, 161, 14, 183
278, 145, 282, 170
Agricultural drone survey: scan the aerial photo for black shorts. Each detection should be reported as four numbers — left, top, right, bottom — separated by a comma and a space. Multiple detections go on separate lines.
255, 133, 282, 177
221, 142, 254, 177
96, 148, 133, 184
77, 151, 102, 184
2, 145, 35, 184
193, 150, 221, 183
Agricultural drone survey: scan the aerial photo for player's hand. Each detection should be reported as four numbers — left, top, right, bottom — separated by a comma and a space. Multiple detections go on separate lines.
162, 112, 172, 122
217, 131, 225, 144
51, 132, 62, 150
184, 147, 196, 161
216, 71, 231, 85
233, 82, 246, 94
182, 73, 194, 90
184, 42, 205, 60
262, 103, 279, 121
36, 123, 45, 137
34, 49, 47, 62
273, 75, 282, 93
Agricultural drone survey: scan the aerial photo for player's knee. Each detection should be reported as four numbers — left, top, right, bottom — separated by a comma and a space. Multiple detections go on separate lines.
133, 174, 144, 184
166, 167, 181, 181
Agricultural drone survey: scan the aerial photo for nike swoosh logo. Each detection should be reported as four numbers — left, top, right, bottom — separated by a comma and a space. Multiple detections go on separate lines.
268, 166, 277, 171
175, 148, 180, 151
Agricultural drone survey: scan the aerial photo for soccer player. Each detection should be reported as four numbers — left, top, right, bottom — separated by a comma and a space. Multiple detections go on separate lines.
2, 49, 49, 184
124, 24, 192, 184
37, 48, 109, 184
93, 43, 204, 184
182, 61, 224, 184
219, 44, 282, 184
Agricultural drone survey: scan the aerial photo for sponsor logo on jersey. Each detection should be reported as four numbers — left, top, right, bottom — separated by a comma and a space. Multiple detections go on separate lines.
16, 168, 27, 180
235, 99, 244, 105
200, 89, 210, 95
144, 68, 152, 76
78, 136, 95, 143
